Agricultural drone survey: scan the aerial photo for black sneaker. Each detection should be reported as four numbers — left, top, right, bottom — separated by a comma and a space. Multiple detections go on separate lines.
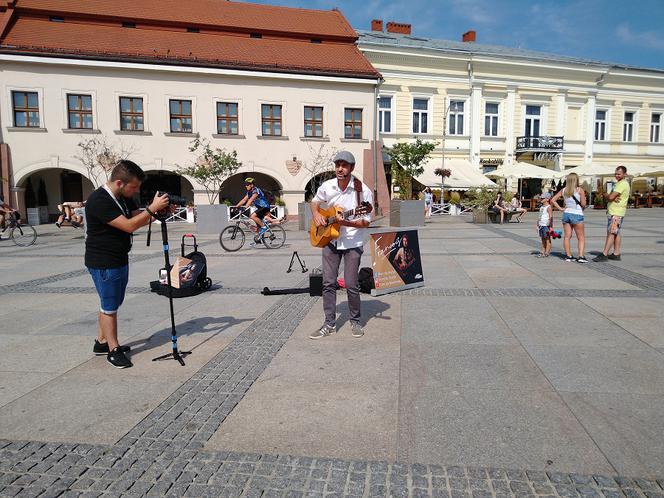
94, 340, 131, 356
577, 257, 588, 264
107, 347, 132, 369
608, 254, 621, 261
592, 254, 608, 262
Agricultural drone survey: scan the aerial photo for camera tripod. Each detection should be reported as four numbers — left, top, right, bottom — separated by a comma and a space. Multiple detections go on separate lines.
148, 215, 191, 366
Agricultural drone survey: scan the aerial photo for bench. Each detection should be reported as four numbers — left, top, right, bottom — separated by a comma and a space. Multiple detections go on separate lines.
488, 210, 514, 224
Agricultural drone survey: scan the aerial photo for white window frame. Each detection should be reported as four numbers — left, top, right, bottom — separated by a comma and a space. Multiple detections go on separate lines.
523, 104, 543, 137
623, 110, 635, 142
166, 95, 196, 134
213, 98, 243, 136
594, 108, 608, 141
115, 92, 149, 132
650, 113, 661, 144
412, 97, 430, 135
448, 99, 466, 136
61, 89, 97, 131
342, 105, 366, 140
301, 103, 327, 138
6, 86, 45, 129
378, 94, 394, 134
259, 100, 287, 137
484, 102, 499, 137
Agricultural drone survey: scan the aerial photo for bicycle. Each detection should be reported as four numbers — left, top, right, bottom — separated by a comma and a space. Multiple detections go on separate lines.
219, 209, 286, 252
0, 211, 37, 247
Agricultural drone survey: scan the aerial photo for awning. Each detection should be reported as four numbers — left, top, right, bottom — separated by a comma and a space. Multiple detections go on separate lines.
486, 162, 558, 180
553, 163, 655, 178
415, 159, 498, 190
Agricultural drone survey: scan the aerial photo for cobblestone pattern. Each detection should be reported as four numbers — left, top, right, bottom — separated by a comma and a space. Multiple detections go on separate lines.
7, 286, 263, 295
398, 288, 664, 298
0, 254, 158, 295
118, 290, 317, 453
481, 225, 664, 292
1, 439, 663, 498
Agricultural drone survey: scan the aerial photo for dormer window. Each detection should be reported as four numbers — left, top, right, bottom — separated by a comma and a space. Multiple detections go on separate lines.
122, 22, 136, 28
50, 17, 64, 22
311, 39, 322, 44
187, 27, 200, 33
250, 33, 262, 39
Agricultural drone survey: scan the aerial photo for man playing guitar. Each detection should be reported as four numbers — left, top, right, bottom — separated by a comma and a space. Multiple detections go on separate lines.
310, 151, 373, 339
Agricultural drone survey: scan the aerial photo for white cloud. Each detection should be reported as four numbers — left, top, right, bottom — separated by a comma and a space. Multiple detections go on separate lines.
450, 0, 495, 25
617, 24, 664, 51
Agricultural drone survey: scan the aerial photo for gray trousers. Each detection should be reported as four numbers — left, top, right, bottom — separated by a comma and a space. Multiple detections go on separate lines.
322, 244, 363, 328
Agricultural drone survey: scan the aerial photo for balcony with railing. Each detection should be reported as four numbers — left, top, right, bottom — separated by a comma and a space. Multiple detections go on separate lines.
516, 136, 564, 151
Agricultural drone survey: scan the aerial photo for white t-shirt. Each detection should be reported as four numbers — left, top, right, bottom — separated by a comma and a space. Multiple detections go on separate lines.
313, 176, 373, 250
538, 205, 550, 226
563, 193, 584, 215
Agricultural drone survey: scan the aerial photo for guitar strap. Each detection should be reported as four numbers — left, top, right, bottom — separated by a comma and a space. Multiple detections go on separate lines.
354, 178, 362, 208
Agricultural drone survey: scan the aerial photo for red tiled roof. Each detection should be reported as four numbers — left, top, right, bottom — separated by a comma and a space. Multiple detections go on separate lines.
0, 1, 380, 78
1, 16, 379, 77
13, 0, 358, 39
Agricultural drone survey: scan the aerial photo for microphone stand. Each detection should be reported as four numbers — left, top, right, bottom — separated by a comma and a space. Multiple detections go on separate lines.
151, 214, 191, 366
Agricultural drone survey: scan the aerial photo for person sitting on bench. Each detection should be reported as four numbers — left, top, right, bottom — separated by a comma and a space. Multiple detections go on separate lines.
56, 201, 85, 228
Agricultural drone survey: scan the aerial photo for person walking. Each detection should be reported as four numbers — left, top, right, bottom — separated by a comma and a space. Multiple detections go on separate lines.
423, 187, 433, 218
85, 160, 169, 368
593, 165, 630, 262
536, 192, 553, 257
309, 151, 373, 340
551, 172, 588, 263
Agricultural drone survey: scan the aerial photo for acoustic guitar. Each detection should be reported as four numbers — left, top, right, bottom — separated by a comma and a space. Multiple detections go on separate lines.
309, 202, 372, 248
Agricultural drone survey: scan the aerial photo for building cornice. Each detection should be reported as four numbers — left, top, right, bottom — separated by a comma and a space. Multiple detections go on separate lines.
0, 53, 380, 86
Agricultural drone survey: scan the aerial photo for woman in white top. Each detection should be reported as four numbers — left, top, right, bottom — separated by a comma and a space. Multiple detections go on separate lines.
551, 172, 587, 263
423, 187, 433, 218
509, 195, 528, 222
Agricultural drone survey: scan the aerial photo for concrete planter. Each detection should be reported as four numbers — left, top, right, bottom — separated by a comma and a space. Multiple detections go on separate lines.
390, 200, 425, 227
196, 204, 229, 234
39, 206, 49, 223
298, 202, 314, 231
450, 204, 461, 216
27, 208, 41, 226
472, 208, 488, 224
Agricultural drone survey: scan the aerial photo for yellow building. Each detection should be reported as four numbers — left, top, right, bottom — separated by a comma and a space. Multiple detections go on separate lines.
359, 23, 664, 195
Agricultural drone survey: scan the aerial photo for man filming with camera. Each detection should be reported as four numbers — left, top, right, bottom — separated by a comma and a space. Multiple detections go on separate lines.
86, 160, 169, 368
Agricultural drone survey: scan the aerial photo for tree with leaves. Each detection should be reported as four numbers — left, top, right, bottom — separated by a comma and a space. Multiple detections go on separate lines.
75, 135, 134, 188
302, 142, 337, 199
177, 138, 241, 205
386, 139, 438, 200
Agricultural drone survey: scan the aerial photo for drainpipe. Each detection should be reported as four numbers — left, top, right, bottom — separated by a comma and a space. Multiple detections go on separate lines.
373, 80, 381, 215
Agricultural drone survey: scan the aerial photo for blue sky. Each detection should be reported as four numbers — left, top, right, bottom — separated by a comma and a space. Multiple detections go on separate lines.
240, 0, 664, 70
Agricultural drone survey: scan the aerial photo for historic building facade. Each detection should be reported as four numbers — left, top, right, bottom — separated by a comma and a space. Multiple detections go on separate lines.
359, 23, 664, 193
0, 0, 380, 219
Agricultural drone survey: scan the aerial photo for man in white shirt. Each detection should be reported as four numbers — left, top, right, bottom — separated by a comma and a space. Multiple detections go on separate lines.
310, 151, 373, 339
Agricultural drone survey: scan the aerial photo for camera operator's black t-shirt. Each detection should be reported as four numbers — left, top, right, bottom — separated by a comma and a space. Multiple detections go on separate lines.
85, 186, 138, 269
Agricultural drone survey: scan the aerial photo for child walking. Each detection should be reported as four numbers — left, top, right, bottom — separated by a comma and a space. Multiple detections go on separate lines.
537, 192, 553, 257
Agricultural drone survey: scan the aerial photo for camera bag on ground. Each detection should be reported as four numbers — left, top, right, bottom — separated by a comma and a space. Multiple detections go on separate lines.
358, 267, 375, 294
150, 234, 212, 298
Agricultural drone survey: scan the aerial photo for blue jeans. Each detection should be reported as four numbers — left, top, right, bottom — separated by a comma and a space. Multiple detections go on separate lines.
561, 212, 584, 225
88, 265, 129, 314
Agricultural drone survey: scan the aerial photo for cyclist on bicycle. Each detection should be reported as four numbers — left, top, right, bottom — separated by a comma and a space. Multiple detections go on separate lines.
0, 193, 18, 231
234, 178, 283, 240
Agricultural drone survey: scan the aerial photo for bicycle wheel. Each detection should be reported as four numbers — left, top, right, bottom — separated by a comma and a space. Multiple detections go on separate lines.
219, 225, 245, 252
10, 223, 37, 247
262, 224, 286, 249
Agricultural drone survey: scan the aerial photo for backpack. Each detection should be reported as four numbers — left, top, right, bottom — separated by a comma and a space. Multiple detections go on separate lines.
358, 267, 375, 294
149, 234, 212, 298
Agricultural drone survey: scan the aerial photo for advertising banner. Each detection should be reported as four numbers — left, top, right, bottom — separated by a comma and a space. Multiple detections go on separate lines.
369, 228, 424, 296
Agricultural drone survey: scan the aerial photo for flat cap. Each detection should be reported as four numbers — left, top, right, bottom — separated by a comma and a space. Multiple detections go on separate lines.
332, 150, 356, 165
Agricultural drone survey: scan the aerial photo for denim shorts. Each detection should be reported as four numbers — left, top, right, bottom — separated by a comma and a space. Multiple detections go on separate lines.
561, 212, 584, 225
88, 265, 129, 314
607, 215, 624, 235
538, 225, 550, 238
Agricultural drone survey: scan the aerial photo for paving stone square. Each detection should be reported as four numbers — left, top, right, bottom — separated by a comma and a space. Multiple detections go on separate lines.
0, 209, 663, 497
